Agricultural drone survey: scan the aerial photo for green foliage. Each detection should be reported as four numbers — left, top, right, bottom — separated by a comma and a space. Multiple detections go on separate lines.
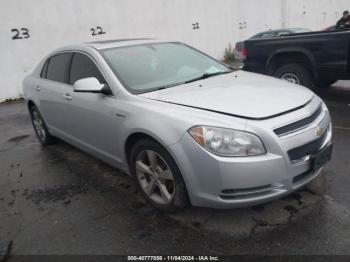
0, 97, 24, 104
223, 43, 236, 63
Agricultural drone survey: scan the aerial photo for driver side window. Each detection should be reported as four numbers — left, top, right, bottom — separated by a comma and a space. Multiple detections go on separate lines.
69, 53, 106, 85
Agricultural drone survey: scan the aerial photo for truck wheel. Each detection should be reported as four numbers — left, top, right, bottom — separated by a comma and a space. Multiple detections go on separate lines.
274, 63, 314, 88
129, 138, 189, 212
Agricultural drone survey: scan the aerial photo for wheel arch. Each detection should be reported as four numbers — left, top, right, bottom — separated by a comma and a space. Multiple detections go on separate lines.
266, 48, 318, 79
26, 99, 51, 130
124, 131, 175, 170
123, 130, 187, 178
27, 99, 37, 110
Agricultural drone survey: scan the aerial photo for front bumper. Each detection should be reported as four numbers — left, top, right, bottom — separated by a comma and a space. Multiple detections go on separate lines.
168, 102, 332, 209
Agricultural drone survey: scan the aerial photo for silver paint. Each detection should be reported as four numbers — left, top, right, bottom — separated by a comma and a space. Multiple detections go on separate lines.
23, 40, 332, 208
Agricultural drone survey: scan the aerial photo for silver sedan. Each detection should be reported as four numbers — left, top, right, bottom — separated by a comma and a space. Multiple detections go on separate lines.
23, 39, 332, 212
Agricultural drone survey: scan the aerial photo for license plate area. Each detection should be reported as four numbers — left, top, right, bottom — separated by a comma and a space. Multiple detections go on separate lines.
311, 144, 333, 171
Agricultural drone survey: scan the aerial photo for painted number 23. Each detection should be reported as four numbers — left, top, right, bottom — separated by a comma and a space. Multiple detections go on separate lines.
11, 28, 30, 40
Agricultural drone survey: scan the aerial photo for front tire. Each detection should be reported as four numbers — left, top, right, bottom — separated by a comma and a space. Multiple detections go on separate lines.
274, 63, 314, 88
29, 105, 56, 146
129, 139, 189, 212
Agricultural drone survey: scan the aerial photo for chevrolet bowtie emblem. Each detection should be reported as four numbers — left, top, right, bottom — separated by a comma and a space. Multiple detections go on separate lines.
315, 126, 324, 137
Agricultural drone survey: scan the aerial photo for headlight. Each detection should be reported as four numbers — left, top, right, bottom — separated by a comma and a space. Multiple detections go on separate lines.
188, 126, 266, 157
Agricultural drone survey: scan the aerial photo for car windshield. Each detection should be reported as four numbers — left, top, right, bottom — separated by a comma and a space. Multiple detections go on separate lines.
100, 42, 231, 94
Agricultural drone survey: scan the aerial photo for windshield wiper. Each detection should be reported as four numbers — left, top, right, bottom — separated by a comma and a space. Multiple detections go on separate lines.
184, 71, 232, 84
145, 82, 186, 93
141, 71, 233, 94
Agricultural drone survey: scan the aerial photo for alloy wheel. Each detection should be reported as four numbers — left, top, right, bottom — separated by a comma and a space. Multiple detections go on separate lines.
32, 109, 46, 142
135, 150, 175, 205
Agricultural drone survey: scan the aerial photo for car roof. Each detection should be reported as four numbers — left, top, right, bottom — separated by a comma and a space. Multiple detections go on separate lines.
46, 38, 176, 59
266, 28, 307, 33
84, 38, 170, 50
253, 28, 309, 36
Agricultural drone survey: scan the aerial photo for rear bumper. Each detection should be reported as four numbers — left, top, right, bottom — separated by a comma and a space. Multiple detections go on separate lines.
243, 62, 266, 75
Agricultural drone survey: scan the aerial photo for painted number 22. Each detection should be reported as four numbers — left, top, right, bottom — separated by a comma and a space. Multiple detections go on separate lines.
192, 22, 200, 30
11, 28, 30, 40
91, 26, 106, 36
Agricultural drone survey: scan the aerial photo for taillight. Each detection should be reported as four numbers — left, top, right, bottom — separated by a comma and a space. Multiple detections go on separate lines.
235, 43, 241, 52
242, 47, 247, 60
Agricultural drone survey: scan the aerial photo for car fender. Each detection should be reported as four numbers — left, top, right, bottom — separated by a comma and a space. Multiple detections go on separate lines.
266, 47, 318, 78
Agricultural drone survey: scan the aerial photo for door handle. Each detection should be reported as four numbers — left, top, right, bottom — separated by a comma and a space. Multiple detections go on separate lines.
35, 85, 41, 91
62, 93, 72, 101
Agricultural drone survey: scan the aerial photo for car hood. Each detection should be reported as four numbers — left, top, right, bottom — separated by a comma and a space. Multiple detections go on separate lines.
139, 71, 314, 119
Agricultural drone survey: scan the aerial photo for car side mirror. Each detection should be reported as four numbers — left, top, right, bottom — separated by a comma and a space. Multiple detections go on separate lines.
73, 77, 110, 95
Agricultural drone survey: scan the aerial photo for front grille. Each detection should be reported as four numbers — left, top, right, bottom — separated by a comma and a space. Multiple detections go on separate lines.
274, 105, 322, 136
287, 131, 327, 162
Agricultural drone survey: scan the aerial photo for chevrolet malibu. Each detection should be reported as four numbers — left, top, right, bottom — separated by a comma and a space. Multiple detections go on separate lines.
23, 39, 332, 212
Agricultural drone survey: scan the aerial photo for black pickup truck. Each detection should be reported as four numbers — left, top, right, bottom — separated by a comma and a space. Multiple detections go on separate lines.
243, 29, 350, 88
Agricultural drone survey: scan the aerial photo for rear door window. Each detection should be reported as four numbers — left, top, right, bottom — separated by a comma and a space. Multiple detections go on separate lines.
69, 53, 106, 85
46, 53, 72, 83
260, 32, 276, 38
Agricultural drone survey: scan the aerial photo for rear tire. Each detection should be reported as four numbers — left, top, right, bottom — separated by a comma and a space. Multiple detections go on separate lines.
274, 63, 314, 88
129, 138, 189, 212
29, 105, 56, 146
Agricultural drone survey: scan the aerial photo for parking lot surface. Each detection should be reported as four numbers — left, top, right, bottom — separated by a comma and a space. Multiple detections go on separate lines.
0, 81, 350, 255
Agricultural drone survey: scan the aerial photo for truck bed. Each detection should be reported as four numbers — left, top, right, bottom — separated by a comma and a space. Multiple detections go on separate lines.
243, 29, 350, 84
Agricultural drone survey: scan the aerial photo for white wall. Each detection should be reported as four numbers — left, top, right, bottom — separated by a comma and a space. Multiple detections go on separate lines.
0, 0, 348, 101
